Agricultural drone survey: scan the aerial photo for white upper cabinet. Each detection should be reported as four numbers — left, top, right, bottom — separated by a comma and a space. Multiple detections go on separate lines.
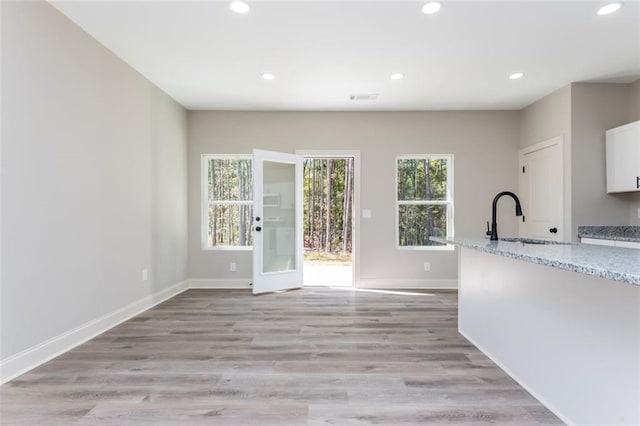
606, 120, 640, 193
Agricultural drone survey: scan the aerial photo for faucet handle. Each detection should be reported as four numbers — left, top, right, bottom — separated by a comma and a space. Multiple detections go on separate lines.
486, 221, 491, 236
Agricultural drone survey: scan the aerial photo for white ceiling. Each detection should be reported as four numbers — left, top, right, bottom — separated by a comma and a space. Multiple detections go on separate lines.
51, 1, 640, 111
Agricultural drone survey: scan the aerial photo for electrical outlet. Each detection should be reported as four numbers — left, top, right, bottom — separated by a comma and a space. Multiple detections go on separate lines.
362, 209, 372, 219
230, 262, 237, 272
142, 269, 148, 281
423, 262, 431, 271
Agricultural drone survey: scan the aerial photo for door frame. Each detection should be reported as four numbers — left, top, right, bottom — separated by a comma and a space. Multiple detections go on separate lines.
296, 150, 361, 287
518, 136, 566, 242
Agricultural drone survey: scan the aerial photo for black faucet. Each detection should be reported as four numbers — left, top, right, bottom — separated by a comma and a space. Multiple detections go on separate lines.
486, 191, 523, 240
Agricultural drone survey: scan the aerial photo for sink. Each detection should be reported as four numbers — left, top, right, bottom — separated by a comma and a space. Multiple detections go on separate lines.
499, 237, 570, 245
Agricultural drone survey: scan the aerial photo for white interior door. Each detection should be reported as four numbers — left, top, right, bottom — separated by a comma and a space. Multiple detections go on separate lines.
519, 137, 564, 241
252, 149, 303, 294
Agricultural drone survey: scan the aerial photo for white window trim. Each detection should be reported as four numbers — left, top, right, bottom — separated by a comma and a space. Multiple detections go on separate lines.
395, 154, 454, 251
201, 154, 253, 251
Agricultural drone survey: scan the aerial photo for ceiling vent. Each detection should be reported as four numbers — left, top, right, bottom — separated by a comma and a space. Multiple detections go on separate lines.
350, 93, 379, 101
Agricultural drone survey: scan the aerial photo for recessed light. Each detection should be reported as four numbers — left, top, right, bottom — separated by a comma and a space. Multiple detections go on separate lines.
262, 73, 275, 80
597, 2, 622, 15
230, 1, 249, 14
509, 72, 524, 80
422, 2, 441, 14
390, 73, 404, 80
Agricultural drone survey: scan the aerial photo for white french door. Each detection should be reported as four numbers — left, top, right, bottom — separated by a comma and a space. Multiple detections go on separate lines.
252, 149, 304, 295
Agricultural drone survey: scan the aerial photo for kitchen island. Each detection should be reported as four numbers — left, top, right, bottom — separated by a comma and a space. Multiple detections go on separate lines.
432, 237, 640, 425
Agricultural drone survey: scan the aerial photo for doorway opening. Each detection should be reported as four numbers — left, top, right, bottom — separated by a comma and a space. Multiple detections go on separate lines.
301, 154, 355, 287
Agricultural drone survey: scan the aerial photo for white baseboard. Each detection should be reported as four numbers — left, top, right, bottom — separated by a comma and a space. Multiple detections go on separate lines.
0, 280, 189, 385
357, 279, 458, 290
189, 278, 252, 289
188, 278, 457, 290
0, 277, 455, 384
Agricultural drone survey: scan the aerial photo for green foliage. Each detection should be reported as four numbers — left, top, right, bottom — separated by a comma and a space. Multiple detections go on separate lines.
303, 158, 354, 253
398, 205, 447, 246
205, 155, 449, 249
397, 157, 450, 247
207, 158, 253, 247
397, 158, 448, 201
206, 156, 355, 252
304, 251, 352, 263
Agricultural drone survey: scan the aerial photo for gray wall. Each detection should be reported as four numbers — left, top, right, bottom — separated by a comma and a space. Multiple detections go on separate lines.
518, 85, 573, 241
629, 79, 640, 121
1, 1, 188, 360
518, 82, 640, 237
518, 85, 572, 150
571, 83, 633, 231
628, 80, 640, 225
188, 111, 520, 286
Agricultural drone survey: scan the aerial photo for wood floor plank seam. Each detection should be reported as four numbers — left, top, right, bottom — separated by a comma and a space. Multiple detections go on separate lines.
0, 288, 563, 425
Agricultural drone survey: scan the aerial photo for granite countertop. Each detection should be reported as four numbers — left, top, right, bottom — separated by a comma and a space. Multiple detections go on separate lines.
577, 226, 640, 242
431, 237, 640, 287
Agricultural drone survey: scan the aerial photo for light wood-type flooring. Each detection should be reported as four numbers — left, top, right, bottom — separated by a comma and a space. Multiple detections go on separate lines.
0, 288, 563, 425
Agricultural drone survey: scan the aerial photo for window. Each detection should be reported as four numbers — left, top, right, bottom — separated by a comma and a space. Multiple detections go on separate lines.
202, 155, 253, 249
396, 155, 453, 249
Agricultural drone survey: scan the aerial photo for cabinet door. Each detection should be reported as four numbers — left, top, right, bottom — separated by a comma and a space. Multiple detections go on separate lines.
606, 121, 640, 193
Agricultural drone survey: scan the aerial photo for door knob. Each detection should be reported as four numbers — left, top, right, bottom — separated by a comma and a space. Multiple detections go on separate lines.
255, 226, 262, 232
549, 227, 558, 234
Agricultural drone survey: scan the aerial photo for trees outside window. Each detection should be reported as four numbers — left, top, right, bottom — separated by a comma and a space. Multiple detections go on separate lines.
303, 158, 354, 256
201, 155, 356, 255
202, 155, 252, 249
396, 155, 453, 248
204, 153, 451, 251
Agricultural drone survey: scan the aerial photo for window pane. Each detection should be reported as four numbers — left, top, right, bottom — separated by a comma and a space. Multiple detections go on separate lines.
208, 158, 252, 202
208, 204, 253, 247
398, 204, 447, 247
397, 158, 448, 201
262, 161, 296, 273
